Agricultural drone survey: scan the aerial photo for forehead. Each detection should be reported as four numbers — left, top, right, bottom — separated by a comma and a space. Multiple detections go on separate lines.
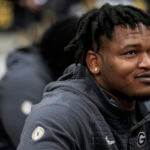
100, 24, 150, 50
112, 24, 150, 42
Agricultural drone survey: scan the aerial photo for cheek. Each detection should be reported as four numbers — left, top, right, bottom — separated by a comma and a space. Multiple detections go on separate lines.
103, 58, 136, 81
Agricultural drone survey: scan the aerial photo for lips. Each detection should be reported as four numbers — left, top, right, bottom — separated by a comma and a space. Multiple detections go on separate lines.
135, 72, 150, 83
135, 72, 150, 78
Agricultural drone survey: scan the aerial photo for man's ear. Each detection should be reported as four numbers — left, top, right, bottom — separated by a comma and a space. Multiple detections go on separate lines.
86, 50, 101, 75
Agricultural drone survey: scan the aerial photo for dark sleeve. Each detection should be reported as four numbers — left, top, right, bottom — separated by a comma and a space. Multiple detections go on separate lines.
0, 123, 15, 150
0, 67, 49, 146
17, 103, 83, 150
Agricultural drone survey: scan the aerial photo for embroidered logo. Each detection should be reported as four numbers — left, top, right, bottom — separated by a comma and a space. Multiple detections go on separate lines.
32, 126, 45, 141
105, 136, 115, 145
137, 131, 146, 147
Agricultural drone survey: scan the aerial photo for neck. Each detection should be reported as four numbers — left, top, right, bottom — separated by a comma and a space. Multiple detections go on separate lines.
102, 88, 136, 111
114, 96, 136, 111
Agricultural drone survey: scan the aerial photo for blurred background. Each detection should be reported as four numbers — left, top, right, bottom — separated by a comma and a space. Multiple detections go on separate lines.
0, 0, 149, 78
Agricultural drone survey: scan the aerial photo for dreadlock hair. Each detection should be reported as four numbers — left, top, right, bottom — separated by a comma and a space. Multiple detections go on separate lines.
39, 16, 78, 79
65, 3, 150, 66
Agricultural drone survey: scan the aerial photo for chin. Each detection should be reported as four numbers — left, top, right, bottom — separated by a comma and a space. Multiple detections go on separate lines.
112, 89, 150, 102
132, 92, 150, 101
125, 86, 150, 100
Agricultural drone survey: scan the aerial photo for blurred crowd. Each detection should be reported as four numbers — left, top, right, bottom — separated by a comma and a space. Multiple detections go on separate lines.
0, 0, 94, 32
0, 0, 149, 31
0, 0, 97, 78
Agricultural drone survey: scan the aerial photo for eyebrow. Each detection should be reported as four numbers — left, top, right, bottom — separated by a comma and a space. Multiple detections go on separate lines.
123, 44, 141, 49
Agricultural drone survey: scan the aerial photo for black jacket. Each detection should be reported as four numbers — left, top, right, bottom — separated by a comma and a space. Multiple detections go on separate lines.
17, 64, 150, 150
0, 46, 53, 148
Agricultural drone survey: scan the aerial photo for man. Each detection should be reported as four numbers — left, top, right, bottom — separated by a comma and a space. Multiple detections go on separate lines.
0, 16, 77, 149
17, 3, 150, 150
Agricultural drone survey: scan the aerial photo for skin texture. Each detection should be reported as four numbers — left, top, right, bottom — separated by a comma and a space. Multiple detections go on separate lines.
86, 23, 150, 111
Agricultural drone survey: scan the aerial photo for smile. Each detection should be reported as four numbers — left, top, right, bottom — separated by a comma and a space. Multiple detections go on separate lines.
135, 73, 150, 83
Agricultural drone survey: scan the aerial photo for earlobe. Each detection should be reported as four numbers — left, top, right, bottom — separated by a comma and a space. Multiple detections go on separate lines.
86, 50, 101, 75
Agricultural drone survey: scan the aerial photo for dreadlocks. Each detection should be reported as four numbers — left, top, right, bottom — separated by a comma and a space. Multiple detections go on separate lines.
65, 3, 150, 65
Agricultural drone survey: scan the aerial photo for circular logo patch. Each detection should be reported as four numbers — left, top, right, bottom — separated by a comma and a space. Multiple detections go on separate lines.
137, 131, 146, 147
32, 126, 45, 141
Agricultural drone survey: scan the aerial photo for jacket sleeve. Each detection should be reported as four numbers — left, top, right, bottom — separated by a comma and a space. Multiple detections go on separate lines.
17, 102, 82, 150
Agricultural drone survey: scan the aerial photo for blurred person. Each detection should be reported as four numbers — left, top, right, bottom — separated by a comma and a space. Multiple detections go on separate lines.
0, 0, 48, 31
44, 0, 80, 17
0, 16, 78, 148
18, 0, 47, 12
17, 3, 150, 150
18, 0, 81, 23
13, 0, 44, 30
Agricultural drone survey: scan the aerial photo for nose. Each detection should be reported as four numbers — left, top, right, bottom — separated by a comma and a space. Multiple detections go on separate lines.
138, 53, 150, 69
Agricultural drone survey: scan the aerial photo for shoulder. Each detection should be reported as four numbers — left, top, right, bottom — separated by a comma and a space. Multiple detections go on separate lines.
18, 102, 87, 149
31, 90, 94, 126
18, 90, 96, 148
17, 77, 100, 149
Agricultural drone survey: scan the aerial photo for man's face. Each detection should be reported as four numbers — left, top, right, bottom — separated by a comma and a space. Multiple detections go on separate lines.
97, 24, 150, 100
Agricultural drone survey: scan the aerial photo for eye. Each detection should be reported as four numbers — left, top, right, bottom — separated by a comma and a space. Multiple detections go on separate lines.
125, 50, 137, 55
